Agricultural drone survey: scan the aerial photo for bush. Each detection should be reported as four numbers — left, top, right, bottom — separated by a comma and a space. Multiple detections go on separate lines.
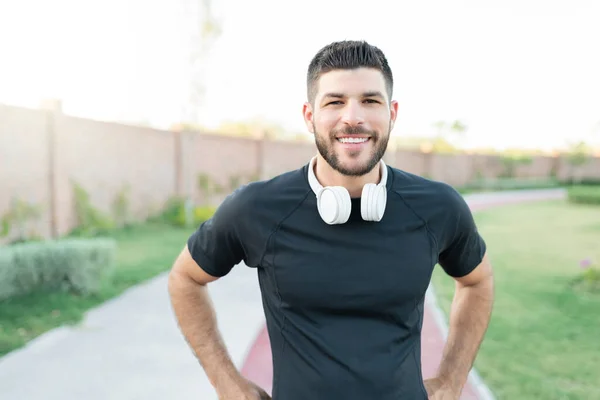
0, 238, 117, 300
194, 206, 217, 224
567, 185, 600, 205
573, 258, 600, 293
152, 197, 216, 227
158, 197, 188, 227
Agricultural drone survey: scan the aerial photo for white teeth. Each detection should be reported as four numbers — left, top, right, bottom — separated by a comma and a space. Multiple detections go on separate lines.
338, 137, 368, 144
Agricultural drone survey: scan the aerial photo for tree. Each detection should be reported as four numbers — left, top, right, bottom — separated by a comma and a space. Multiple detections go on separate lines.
181, 0, 222, 126
450, 120, 467, 136
432, 121, 446, 138
178, 0, 223, 226
431, 119, 468, 150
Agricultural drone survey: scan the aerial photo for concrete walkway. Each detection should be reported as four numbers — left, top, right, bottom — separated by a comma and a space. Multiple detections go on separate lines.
0, 189, 566, 400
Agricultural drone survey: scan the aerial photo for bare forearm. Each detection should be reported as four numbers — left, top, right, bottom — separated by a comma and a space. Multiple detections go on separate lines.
437, 276, 494, 389
168, 271, 243, 393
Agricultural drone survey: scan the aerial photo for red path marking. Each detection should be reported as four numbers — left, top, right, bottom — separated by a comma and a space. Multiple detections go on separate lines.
240, 193, 562, 398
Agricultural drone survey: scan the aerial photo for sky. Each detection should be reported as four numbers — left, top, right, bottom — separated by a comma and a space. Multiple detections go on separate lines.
1, 0, 599, 151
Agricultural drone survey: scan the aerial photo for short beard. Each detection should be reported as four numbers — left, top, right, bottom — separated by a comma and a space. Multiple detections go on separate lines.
313, 123, 390, 177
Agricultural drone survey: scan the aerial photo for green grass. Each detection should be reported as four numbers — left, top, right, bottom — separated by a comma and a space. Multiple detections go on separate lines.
567, 185, 600, 206
431, 200, 600, 400
456, 178, 563, 195
0, 222, 192, 357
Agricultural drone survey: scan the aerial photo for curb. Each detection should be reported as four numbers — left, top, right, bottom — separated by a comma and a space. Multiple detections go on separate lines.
425, 285, 496, 400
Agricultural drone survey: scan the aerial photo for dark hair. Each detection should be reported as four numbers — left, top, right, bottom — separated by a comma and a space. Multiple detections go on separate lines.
306, 40, 394, 104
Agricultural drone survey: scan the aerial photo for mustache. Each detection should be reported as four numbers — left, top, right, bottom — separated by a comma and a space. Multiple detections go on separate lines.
331, 126, 377, 136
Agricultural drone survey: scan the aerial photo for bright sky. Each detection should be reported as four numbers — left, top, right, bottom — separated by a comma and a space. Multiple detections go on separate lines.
1, 0, 599, 150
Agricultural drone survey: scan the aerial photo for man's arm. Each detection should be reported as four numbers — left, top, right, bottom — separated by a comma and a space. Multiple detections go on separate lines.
435, 252, 495, 392
168, 245, 269, 399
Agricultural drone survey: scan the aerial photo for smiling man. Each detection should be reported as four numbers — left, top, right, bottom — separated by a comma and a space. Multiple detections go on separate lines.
168, 40, 495, 400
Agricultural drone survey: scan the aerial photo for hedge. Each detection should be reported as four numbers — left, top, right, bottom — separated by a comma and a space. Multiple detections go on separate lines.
567, 185, 600, 206
0, 238, 117, 300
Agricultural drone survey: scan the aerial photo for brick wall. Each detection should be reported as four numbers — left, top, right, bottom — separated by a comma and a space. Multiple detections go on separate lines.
1, 103, 599, 241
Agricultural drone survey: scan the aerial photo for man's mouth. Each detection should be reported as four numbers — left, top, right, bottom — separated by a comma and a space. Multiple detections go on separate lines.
336, 137, 370, 144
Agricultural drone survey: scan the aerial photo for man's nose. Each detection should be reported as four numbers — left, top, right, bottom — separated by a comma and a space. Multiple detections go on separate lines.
340, 100, 365, 126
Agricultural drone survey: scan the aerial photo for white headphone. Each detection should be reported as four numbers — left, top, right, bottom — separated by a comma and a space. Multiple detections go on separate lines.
307, 156, 388, 225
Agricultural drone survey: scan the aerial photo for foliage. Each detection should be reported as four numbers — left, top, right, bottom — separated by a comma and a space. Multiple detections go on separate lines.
197, 172, 257, 206
567, 185, 600, 205
0, 222, 190, 357
181, 0, 223, 125
0, 238, 116, 301
0, 198, 43, 244
574, 257, 600, 292
154, 197, 188, 227
111, 185, 132, 228
217, 117, 287, 139
194, 205, 217, 224
498, 154, 533, 178
152, 196, 216, 228
70, 182, 115, 237
565, 141, 592, 166
431, 119, 469, 150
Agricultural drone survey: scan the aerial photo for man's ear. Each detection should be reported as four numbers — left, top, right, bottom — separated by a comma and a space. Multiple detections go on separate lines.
389, 100, 399, 131
302, 102, 315, 134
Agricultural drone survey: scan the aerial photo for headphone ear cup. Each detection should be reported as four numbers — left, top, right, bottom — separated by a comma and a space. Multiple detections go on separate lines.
317, 186, 352, 224
361, 184, 387, 221
361, 183, 375, 221
370, 185, 387, 221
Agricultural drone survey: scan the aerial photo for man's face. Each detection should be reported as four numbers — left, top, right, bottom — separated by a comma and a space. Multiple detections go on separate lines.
303, 67, 398, 176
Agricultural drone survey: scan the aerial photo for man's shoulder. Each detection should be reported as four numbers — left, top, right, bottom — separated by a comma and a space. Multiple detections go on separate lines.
225, 164, 312, 213
389, 166, 459, 200
387, 166, 468, 222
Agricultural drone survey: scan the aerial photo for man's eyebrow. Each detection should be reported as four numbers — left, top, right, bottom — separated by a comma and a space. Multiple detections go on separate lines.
322, 92, 345, 99
363, 91, 385, 98
322, 91, 385, 99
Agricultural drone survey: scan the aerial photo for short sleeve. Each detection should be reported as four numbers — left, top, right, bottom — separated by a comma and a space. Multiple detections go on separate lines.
187, 187, 248, 278
437, 187, 487, 278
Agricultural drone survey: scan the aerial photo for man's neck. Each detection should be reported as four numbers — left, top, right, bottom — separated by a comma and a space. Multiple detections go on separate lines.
313, 155, 382, 198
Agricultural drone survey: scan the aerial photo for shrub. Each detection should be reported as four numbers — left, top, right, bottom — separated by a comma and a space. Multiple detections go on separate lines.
194, 206, 217, 225
152, 197, 216, 227
567, 185, 600, 206
0, 238, 117, 300
573, 258, 600, 292
71, 182, 115, 237
158, 197, 188, 227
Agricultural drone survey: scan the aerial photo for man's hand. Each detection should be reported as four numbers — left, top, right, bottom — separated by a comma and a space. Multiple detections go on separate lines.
423, 377, 461, 400
217, 378, 271, 400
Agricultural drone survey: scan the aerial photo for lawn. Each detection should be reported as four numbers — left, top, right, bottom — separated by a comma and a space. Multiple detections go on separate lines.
431, 199, 600, 400
0, 222, 193, 357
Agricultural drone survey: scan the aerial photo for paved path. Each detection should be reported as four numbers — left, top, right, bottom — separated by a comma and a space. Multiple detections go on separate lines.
0, 189, 566, 400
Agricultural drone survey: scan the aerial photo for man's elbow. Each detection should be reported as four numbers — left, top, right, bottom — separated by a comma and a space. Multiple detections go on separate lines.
169, 245, 220, 288
455, 252, 494, 289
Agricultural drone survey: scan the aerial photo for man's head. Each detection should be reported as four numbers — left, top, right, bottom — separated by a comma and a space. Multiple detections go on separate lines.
303, 40, 398, 177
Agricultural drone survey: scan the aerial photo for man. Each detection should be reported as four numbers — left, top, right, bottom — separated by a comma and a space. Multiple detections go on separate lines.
168, 40, 494, 400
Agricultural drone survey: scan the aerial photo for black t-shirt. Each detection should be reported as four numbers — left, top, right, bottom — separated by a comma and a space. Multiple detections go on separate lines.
187, 161, 486, 400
